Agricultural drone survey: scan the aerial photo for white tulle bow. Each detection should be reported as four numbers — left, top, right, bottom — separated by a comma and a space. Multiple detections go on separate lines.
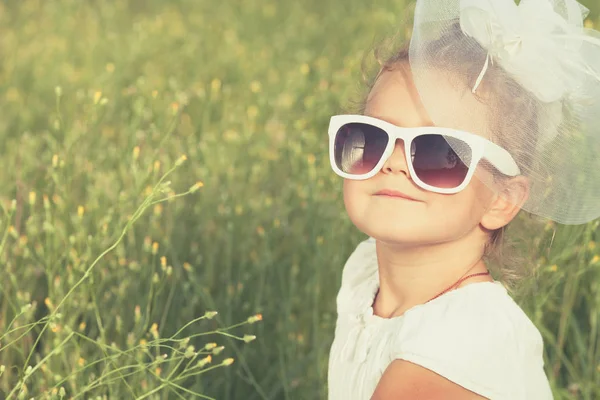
460, 0, 593, 103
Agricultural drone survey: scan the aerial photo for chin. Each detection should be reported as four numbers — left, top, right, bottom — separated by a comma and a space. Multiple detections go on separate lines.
348, 204, 473, 246
350, 214, 434, 244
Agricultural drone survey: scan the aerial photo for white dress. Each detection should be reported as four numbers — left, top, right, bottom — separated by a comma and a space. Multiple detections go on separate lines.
327, 237, 553, 400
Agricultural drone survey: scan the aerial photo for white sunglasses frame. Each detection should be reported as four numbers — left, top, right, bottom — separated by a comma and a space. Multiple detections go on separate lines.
328, 115, 520, 194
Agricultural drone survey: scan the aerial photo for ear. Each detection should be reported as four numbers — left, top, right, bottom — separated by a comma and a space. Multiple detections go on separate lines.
481, 176, 530, 230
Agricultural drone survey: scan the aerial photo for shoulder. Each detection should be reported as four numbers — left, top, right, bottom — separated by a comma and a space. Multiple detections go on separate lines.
372, 359, 488, 400
395, 282, 544, 360
390, 282, 550, 399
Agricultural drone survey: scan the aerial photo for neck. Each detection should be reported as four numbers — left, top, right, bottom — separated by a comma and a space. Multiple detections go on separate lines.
372, 233, 492, 318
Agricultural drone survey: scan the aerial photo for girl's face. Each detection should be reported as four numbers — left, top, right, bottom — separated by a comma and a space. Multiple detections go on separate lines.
343, 65, 497, 245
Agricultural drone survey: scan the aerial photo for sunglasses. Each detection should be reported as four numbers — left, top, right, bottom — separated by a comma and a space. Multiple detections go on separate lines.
328, 115, 520, 194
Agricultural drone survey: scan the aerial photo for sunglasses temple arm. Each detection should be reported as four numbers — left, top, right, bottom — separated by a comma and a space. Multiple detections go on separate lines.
482, 141, 521, 176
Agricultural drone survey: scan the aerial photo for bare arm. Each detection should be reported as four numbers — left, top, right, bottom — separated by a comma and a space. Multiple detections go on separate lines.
371, 360, 489, 400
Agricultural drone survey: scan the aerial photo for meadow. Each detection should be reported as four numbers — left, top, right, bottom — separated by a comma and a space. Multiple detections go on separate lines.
0, 0, 599, 398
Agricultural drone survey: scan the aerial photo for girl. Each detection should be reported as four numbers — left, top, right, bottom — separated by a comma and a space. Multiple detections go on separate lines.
327, 0, 600, 399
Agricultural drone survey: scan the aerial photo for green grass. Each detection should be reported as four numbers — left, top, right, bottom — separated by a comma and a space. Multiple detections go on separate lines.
0, 0, 599, 398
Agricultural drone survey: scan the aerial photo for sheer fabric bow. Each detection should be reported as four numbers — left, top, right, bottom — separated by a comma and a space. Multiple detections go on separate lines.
460, 0, 596, 103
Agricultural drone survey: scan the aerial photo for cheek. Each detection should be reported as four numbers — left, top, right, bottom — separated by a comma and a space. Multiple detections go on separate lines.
343, 180, 366, 218
343, 179, 384, 236
430, 192, 486, 227
469, 175, 497, 210
430, 180, 494, 229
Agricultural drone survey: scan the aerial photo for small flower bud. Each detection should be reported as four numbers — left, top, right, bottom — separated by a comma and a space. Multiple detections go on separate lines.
204, 342, 217, 350
247, 314, 263, 324
143, 236, 152, 252
196, 355, 212, 368
93, 91, 102, 105
134, 305, 141, 323
150, 323, 159, 339
222, 358, 234, 366
179, 337, 190, 349
203, 311, 218, 319
243, 334, 257, 343
212, 346, 225, 355
184, 345, 196, 358
175, 155, 187, 166
189, 181, 204, 193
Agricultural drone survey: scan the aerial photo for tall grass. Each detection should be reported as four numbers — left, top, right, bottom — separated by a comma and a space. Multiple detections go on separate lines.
0, 0, 598, 398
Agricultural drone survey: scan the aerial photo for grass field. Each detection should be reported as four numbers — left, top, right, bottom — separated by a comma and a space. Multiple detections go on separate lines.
0, 0, 599, 398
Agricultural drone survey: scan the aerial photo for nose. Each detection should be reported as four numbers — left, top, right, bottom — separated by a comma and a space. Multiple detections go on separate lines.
382, 139, 411, 177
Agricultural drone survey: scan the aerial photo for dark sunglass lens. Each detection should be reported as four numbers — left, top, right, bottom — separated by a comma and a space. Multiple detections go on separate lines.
412, 135, 471, 189
334, 123, 389, 175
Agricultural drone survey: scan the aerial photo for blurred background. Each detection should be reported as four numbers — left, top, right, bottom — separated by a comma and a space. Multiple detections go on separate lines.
0, 0, 599, 399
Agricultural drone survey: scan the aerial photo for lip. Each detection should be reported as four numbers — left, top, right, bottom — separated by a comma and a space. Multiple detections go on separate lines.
374, 189, 420, 201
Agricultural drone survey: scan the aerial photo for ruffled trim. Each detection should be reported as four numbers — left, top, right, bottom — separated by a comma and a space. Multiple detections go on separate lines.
335, 237, 511, 365
336, 237, 403, 363
335, 237, 379, 317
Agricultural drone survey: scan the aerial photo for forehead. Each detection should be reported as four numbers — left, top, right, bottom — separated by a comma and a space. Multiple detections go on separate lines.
365, 65, 490, 138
